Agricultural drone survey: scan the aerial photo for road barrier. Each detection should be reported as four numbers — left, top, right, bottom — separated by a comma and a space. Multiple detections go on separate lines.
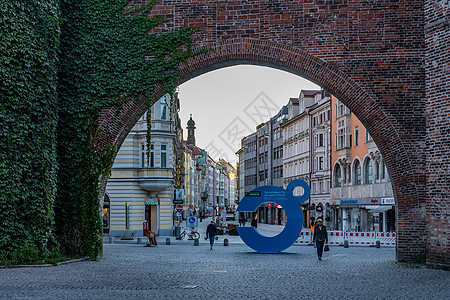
295, 230, 396, 247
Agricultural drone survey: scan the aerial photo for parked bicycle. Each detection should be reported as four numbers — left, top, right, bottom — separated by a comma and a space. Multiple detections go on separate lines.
178, 228, 200, 240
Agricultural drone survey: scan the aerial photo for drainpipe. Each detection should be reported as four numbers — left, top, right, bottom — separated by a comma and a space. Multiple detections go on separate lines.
309, 109, 313, 222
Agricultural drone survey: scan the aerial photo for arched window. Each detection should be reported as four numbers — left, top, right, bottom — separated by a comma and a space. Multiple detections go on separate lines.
364, 158, 372, 184
353, 160, 361, 185
334, 165, 342, 187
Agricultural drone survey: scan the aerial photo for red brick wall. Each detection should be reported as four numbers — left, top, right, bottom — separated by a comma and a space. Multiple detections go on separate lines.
424, 0, 450, 270
97, 1, 448, 268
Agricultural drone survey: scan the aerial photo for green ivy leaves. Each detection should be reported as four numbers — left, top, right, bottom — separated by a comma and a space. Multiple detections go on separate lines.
55, 0, 203, 258
0, 1, 59, 259
1, 0, 202, 261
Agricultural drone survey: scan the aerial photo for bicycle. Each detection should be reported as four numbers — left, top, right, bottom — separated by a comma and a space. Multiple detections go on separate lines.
178, 228, 200, 240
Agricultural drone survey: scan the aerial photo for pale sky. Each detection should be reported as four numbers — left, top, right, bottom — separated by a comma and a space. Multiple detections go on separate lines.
178, 65, 320, 166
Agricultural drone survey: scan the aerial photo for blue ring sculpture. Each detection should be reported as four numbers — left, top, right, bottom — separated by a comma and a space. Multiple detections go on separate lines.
236, 179, 310, 253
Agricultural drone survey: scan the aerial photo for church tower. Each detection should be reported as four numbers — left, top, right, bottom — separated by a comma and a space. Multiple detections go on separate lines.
186, 114, 196, 146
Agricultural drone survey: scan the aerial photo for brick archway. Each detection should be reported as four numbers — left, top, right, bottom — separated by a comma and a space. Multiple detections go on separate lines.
97, 0, 449, 268
98, 38, 425, 263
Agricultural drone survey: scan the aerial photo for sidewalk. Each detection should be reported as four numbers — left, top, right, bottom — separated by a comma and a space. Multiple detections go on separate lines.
103, 217, 287, 245
184, 216, 286, 244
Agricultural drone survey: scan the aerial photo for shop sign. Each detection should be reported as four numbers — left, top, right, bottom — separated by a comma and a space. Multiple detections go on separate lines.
175, 160, 184, 187
245, 191, 261, 197
145, 201, 158, 206
341, 199, 381, 205
381, 198, 395, 204
341, 200, 358, 204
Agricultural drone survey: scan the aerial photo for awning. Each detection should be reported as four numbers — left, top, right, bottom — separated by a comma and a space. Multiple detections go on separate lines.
368, 206, 393, 213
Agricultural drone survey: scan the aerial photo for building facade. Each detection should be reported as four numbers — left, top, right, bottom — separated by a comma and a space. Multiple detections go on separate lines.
281, 90, 332, 228
237, 91, 398, 234
239, 105, 288, 225
309, 92, 332, 227
105, 94, 181, 237
235, 148, 245, 204
242, 132, 257, 194
331, 95, 395, 232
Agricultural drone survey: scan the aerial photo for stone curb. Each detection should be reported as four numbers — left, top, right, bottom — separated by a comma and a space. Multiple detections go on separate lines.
0, 257, 90, 269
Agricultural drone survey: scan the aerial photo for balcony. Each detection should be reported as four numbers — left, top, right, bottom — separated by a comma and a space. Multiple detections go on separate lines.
137, 170, 173, 197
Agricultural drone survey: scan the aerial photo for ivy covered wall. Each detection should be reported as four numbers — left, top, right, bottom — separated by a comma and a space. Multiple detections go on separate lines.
1, 0, 202, 260
0, 1, 60, 258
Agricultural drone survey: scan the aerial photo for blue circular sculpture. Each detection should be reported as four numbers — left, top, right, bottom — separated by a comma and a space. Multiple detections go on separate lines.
236, 179, 310, 253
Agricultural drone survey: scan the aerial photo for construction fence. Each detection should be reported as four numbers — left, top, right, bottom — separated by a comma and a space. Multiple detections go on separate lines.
295, 230, 396, 247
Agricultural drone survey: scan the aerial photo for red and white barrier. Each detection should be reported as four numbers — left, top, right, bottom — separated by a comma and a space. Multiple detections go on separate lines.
296, 230, 396, 247
346, 231, 377, 246
328, 231, 344, 245
376, 232, 396, 246
295, 230, 314, 244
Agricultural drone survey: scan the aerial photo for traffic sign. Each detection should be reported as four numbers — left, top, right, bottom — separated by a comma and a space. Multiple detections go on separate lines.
187, 216, 198, 228
175, 204, 183, 213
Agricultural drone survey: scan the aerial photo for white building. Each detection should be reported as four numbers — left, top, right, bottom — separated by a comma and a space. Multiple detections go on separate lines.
281, 90, 332, 227
309, 92, 332, 221
105, 94, 181, 237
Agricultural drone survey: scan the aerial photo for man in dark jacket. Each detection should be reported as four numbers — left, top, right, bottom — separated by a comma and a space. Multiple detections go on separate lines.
206, 220, 218, 249
312, 218, 328, 260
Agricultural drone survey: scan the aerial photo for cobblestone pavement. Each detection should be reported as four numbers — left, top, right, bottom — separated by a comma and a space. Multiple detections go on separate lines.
1, 243, 449, 300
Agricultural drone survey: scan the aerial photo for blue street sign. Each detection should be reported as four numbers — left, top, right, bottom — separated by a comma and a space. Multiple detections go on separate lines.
187, 216, 198, 228
237, 179, 310, 253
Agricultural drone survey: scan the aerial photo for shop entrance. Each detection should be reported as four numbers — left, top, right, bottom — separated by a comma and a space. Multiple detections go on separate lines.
145, 205, 153, 231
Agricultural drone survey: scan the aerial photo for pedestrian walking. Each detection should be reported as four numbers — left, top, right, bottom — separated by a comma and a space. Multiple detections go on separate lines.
309, 218, 316, 243
206, 220, 218, 250
251, 215, 257, 228
239, 214, 246, 227
313, 218, 328, 260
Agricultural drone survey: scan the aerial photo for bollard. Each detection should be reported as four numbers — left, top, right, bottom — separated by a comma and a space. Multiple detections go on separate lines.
166, 238, 171, 245
194, 238, 199, 246
109, 237, 113, 244
224, 238, 229, 246
137, 237, 143, 244
344, 240, 349, 248
375, 240, 381, 248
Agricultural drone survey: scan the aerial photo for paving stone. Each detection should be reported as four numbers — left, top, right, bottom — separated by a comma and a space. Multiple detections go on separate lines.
0, 244, 448, 299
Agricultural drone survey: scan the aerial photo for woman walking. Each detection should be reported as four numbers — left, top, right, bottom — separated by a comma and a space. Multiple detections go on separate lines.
313, 218, 328, 260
